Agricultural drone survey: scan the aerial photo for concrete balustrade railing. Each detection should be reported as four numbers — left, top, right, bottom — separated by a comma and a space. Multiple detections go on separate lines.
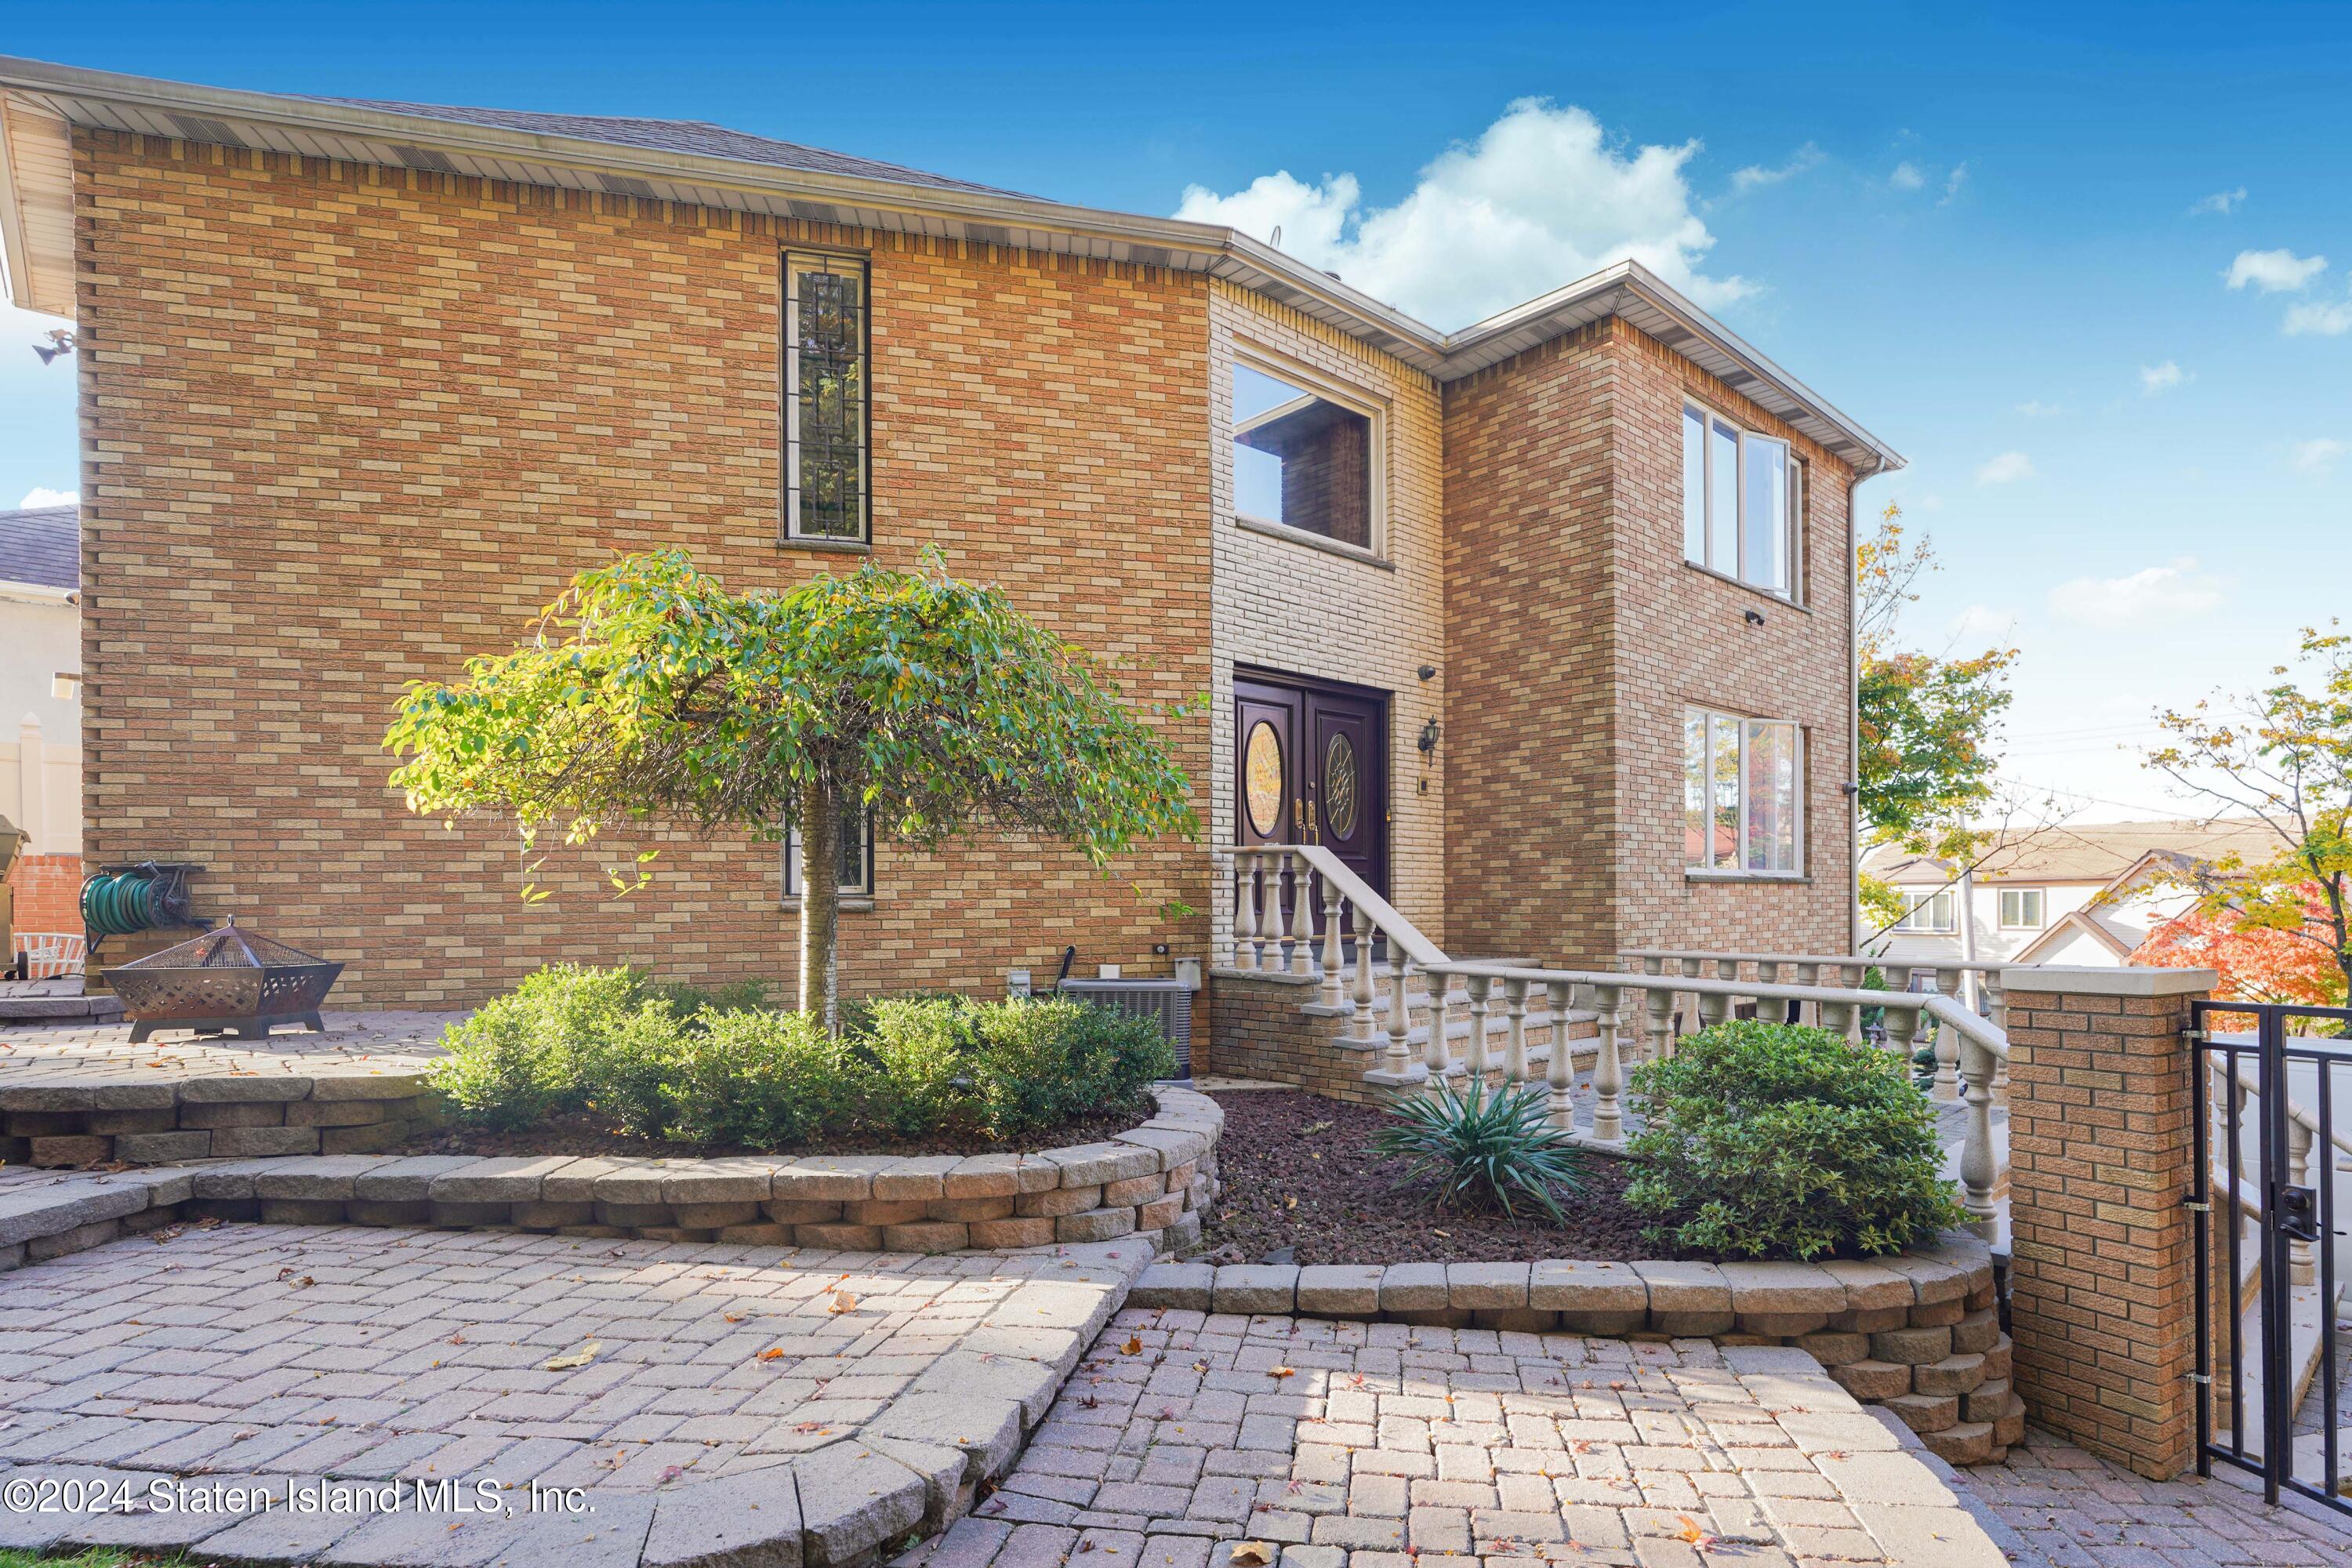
1224, 848, 2014, 1241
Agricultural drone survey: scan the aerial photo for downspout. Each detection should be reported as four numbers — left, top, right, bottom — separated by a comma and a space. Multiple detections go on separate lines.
1846, 465, 1878, 957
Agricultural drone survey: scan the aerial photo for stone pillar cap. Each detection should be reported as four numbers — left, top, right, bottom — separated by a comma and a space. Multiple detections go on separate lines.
1998, 964, 2216, 997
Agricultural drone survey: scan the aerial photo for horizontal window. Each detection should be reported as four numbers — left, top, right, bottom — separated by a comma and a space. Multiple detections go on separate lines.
782, 804, 874, 899
1682, 402, 1802, 599
1231, 359, 1377, 550
1895, 889, 1958, 933
1683, 709, 1802, 875
1998, 887, 2045, 930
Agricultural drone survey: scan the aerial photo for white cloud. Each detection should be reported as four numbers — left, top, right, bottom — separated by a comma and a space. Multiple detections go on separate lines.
2190, 187, 2247, 216
2048, 558, 2226, 630
2285, 287, 2352, 336
1974, 451, 2036, 485
1730, 142, 1823, 193
1947, 604, 2017, 642
2015, 400, 2069, 418
16, 486, 77, 508
1940, 162, 1969, 204
1889, 162, 1926, 191
2225, 247, 2327, 292
2291, 437, 2346, 475
1174, 97, 1752, 329
2139, 361, 2188, 394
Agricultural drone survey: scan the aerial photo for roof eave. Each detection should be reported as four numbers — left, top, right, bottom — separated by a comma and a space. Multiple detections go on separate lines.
0, 53, 1904, 470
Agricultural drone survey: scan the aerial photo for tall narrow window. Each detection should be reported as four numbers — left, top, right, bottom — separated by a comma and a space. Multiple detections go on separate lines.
784, 251, 870, 542
1682, 401, 1800, 600
1682, 708, 1802, 876
782, 804, 874, 898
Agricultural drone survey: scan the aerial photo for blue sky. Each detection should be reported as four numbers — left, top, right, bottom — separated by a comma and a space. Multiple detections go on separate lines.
5, 0, 2349, 820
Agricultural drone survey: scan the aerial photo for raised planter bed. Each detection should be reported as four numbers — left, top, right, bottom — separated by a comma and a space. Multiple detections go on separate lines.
1128, 1235, 2025, 1468
0, 1086, 1222, 1260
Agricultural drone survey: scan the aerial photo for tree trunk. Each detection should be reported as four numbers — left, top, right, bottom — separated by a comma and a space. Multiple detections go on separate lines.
797, 772, 841, 1032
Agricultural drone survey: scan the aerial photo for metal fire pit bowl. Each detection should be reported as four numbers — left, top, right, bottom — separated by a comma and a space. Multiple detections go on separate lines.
109, 920, 344, 1043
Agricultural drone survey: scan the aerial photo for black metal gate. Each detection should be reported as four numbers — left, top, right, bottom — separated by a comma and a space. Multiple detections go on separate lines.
2192, 999, 2351, 1512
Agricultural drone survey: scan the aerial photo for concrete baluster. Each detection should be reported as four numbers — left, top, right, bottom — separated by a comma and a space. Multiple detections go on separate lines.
1349, 920, 1378, 1047
1589, 984, 1624, 1143
1318, 873, 1345, 1007
1232, 850, 1258, 971
1501, 977, 1530, 1087
1545, 980, 1576, 1130
1385, 949, 1414, 1080
1462, 974, 1493, 1083
1958, 1032, 2000, 1238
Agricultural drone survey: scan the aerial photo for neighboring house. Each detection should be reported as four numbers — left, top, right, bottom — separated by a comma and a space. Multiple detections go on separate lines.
0, 502, 82, 942
0, 56, 1902, 1019
1859, 818, 2285, 971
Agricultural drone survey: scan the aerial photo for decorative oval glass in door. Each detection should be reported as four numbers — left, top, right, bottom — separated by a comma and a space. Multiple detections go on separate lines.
1243, 720, 1284, 837
1322, 731, 1359, 838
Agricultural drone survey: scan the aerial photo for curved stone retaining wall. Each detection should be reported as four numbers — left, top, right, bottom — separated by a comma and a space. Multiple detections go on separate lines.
0, 1071, 443, 1167
1129, 1236, 2024, 1466
0, 1087, 1222, 1260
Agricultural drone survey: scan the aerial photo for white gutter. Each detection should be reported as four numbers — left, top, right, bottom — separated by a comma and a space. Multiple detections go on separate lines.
0, 579, 75, 606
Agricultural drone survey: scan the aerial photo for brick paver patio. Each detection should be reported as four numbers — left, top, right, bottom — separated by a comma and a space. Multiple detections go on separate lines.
897, 1305, 2008, 1568
0, 1221, 1143, 1564
0, 1008, 459, 1085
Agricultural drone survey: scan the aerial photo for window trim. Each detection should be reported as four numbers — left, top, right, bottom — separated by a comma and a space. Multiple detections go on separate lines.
1998, 887, 2045, 931
1894, 888, 1959, 934
1682, 398, 1804, 603
1682, 706, 1805, 880
781, 247, 873, 546
781, 804, 876, 903
1227, 339, 1389, 560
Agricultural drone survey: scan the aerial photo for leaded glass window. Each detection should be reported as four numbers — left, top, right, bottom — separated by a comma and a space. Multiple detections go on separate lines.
785, 251, 870, 542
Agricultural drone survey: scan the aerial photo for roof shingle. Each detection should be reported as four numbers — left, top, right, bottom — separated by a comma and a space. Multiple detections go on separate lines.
0, 503, 77, 593
313, 96, 1038, 200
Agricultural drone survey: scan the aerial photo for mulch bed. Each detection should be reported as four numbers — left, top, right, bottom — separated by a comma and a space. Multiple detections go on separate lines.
390, 1094, 1157, 1161
1200, 1088, 1667, 1265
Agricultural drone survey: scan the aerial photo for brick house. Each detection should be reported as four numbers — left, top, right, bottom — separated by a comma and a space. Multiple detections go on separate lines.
0, 56, 1903, 1052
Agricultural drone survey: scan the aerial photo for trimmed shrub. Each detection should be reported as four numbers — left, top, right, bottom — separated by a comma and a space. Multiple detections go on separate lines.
1371, 1079, 1586, 1221
429, 964, 1174, 1147
1624, 1019, 1966, 1260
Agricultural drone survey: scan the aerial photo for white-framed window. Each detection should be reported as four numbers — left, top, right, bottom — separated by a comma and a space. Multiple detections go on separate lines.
1229, 347, 1385, 555
782, 249, 871, 543
1682, 709, 1802, 876
1998, 887, 2045, 930
1682, 401, 1802, 599
1895, 889, 1958, 933
782, 804, 874, 900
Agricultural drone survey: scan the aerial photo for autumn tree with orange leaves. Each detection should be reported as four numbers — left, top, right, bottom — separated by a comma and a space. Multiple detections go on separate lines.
2137, 626, 2352, 1006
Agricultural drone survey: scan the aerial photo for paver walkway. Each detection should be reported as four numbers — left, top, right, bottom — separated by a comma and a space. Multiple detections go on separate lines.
0, 1221, 1144, 1565
0, 1008, 459, 1085
897, 1305, 2005, 1568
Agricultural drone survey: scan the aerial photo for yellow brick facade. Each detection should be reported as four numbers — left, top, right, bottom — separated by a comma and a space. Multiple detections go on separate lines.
71, 130, 1861, 1016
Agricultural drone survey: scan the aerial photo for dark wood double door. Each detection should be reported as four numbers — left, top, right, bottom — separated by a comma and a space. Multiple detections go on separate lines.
1234, 668, 1388, 935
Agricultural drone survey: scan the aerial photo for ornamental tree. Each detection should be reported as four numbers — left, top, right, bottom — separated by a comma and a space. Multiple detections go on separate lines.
384, 549, 1201, 1027
2129, 888, 2347, 1009
2140, 626, 2352, 1003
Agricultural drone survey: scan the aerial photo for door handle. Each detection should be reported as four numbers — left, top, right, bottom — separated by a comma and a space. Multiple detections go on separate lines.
1298, 799, 1317, 839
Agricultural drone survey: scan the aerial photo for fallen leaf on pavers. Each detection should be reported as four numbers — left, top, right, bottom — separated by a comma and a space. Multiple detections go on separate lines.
758, 1348, 786, 1361
793, 1422, 830, 1434
1229, 1543, 1276, 1566
724, 1313, 745, 1323
1121, 1336, 1143, 1355
1268, 1367, 1295, 1379
544, 1342, 601, 1371
829, 1290, 858, 1315
1672, 1518, 1718, 1549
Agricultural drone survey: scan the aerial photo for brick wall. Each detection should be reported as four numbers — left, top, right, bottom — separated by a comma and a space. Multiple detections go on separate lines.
1442, 319, 1855, 967
72, 130, 1213, 1008
2002, 965, 2208, 1479
1208, 285, 1449, 953
5, 852, 82, 940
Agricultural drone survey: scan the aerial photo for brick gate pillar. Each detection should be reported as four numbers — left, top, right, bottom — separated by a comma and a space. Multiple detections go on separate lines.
2000, 964, 2215, 1479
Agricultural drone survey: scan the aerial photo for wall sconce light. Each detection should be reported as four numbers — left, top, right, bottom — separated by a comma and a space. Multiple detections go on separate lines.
1743, 608, 1766, 626
1417, 664, 1436, 681
31, 329, 74, 365
52, 672, 81, 702
1417, 718, 1440, 755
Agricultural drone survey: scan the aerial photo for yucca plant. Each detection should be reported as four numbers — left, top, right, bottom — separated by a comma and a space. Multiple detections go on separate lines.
1371, 1079, 1587, 1221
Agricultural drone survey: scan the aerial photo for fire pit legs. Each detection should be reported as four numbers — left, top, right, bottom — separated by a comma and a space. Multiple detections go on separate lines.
127, 1009, 329, 1044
